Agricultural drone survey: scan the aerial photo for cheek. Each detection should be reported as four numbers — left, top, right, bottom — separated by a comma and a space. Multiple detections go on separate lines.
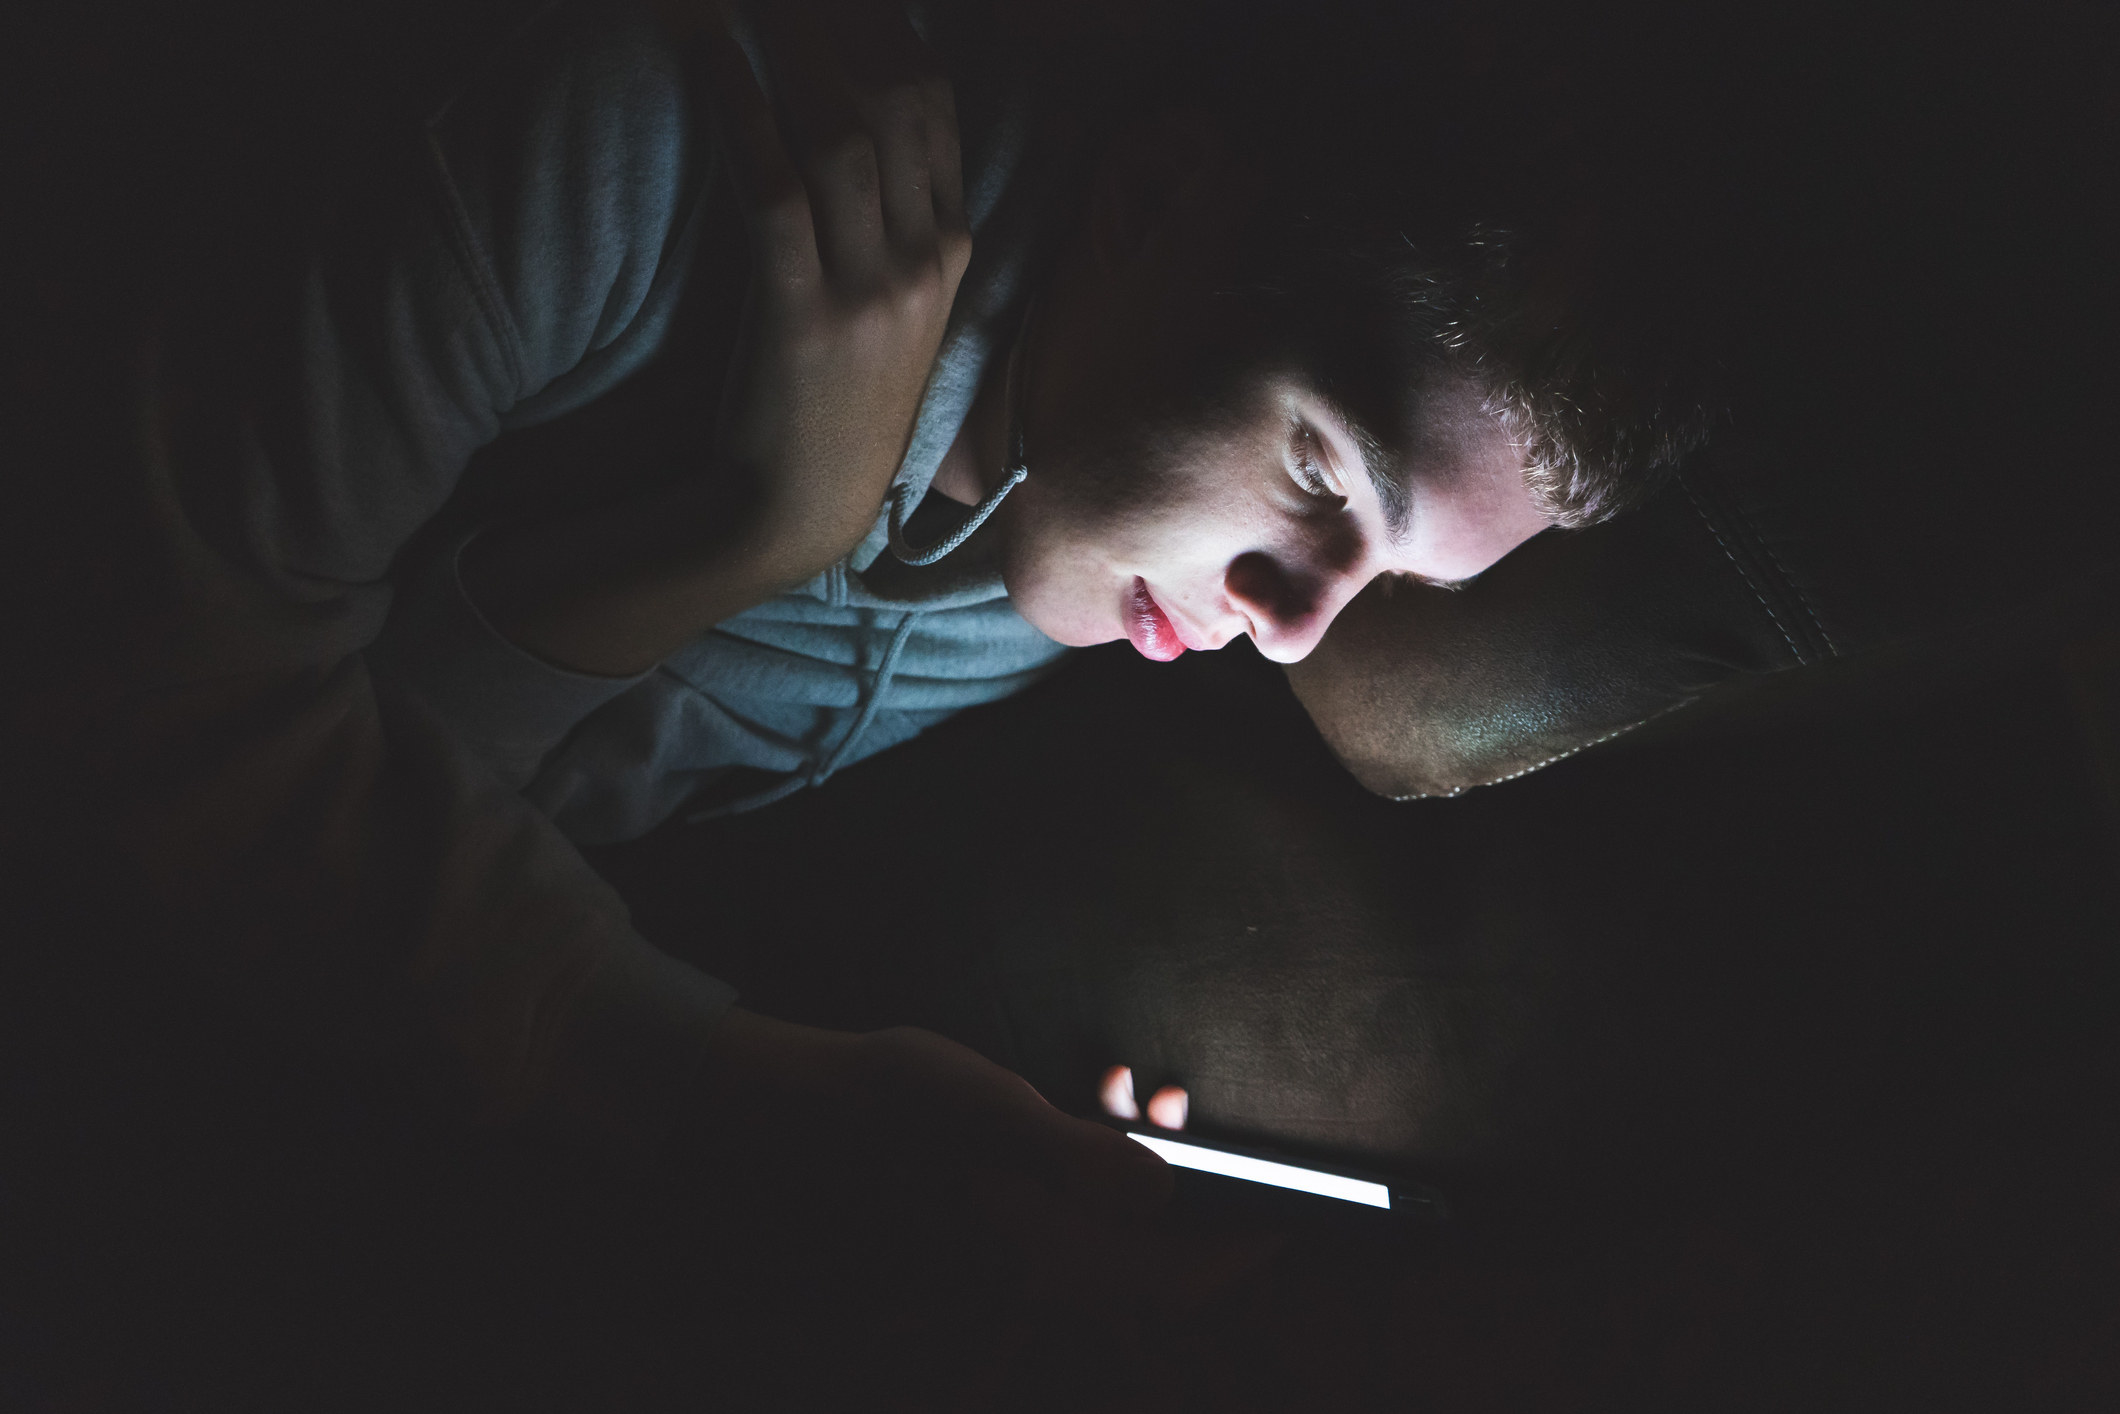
990, 481, 1120, 637
1015, 397, 1278, 582
1008, 453, 1171, 569
1001, 473, 1113, 571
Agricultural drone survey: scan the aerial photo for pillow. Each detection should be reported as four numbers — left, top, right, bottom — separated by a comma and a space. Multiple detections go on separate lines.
1290, 434, 2120, 800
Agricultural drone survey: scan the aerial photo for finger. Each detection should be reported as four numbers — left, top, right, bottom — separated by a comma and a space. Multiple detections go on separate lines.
862, 1029, 1171, 1216
864, 75, 940, 260
759, 1, 888, 280
919, 70, 966, 256
1099, 1065, 1140, 1121
944, 1060, 1168, 1217
1055, 1112, 1173, 1218
1147, 1085, 1189, 1132
820, 4, 948, 258
689, 2, 818, 279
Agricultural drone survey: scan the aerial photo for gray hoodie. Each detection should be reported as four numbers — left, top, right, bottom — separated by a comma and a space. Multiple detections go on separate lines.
370, 0, 1071, 846
89, 0, 1068, 1159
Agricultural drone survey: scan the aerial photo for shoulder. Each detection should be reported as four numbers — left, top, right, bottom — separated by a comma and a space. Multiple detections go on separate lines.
419, 0, 712, 398
427, 0, 698, 206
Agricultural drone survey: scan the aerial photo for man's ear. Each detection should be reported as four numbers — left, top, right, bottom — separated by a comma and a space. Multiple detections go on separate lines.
1087, 108, 1227, 276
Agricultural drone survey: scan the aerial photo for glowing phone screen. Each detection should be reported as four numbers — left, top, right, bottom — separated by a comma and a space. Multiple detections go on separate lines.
1124, 1131, 1392, 1209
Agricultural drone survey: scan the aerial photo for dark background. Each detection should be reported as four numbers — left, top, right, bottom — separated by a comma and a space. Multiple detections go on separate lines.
6, 1, 2120, 1409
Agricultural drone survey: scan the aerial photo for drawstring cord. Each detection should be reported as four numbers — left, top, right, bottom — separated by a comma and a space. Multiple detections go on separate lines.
687, 299, 1038, 822
683, 609, 921, 823
887, 293, 1037, 567
886, 464, 1023, 566
810, 609, 920, 781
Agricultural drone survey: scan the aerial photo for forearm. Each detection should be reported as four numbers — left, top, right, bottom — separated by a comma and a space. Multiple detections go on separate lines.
78, 366, 737, 1159
459, 472, 870, 678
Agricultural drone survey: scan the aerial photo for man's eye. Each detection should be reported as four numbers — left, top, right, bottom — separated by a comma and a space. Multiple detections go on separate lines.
1289, 424, 1343, 502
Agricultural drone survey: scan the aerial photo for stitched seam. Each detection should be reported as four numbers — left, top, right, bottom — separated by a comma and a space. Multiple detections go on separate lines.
1682, 478, 1805, 664
1387, 698, 1699, 801
1732, 505, 1823, 662
1741, 505, 1844, 659
424, 130, 529, 395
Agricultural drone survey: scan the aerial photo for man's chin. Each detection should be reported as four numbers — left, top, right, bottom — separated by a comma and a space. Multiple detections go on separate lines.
1032, 619, 1121, 650
1002, 580, 1120, 650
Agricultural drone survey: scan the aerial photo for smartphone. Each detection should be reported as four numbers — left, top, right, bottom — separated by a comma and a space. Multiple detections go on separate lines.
1117, 1123, 1450, 1226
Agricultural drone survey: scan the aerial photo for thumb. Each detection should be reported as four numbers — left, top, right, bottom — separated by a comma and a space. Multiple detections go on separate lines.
1045, 1110, 1173, 1218
963, 1065, 1170, 1216
864, 1027, 1172, 1214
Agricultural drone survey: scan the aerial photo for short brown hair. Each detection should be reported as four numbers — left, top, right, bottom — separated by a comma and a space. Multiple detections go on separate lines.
1142, 0, 1727, 528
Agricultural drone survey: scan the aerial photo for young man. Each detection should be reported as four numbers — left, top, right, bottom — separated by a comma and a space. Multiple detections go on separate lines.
96, 0, 1696, 1226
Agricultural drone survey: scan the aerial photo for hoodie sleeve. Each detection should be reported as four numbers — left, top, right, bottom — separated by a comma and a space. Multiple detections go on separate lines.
73, 0, 739, 1158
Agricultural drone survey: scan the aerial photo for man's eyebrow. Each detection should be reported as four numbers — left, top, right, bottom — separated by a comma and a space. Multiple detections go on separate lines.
1322, 401, 1412, 543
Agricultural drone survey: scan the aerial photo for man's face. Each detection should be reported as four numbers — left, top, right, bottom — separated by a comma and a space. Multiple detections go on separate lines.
996, 370, 1553, 664
990, 128, 1554, 663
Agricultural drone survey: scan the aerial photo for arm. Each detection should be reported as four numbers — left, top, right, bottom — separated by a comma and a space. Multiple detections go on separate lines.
67, 1, 741, 1154
457, 0, 972, 678
64, 0, 1163, 1215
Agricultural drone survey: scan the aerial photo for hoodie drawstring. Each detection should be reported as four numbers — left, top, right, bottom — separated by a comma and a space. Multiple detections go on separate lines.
887, 292, 1036, 568
885, 464, 1026, 567
686, 299, 1039, 823
682, 609, 922, 823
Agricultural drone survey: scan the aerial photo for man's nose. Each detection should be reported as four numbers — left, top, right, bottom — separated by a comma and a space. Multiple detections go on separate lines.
1223, 552, 1362, 664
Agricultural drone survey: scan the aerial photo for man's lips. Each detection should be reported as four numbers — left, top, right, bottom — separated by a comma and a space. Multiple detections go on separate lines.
1123, 578, 1188, 661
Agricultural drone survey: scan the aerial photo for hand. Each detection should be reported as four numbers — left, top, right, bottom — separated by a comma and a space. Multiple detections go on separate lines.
458, 2, 971, 676
670, 1012, 1285, 1401
694, 0, 974, 581
686, 1009, 1171, 1218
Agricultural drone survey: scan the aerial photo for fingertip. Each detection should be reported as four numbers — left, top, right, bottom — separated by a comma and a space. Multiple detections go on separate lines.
1147, 1085, 1188, 1132
1099, 1064, 1139, 1121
